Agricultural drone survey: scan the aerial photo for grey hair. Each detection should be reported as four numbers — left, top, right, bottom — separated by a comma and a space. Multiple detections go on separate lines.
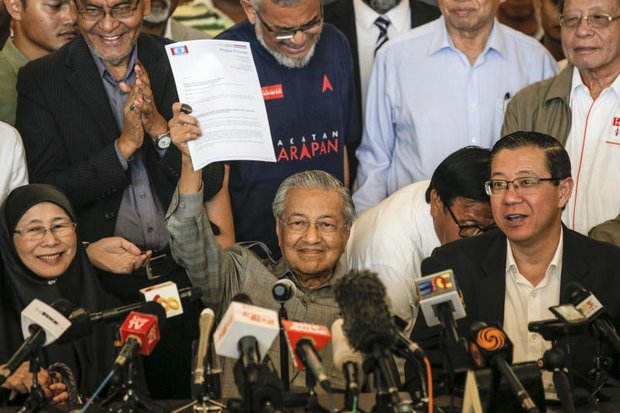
272, 170, 356, 226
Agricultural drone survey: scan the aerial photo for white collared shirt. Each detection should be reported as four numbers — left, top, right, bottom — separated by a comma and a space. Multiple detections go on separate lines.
503, 229, 563, 364
563, 69, 620, 235
353, 0, 411, 115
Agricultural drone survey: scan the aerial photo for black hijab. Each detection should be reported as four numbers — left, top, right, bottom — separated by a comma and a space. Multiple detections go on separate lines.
0, 184, 117, 397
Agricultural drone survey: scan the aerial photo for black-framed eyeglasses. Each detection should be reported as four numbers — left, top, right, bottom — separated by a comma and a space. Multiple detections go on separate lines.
75, 0, 141, 21
559, 13, 620, 28
255, 7, 323, 40
485, 177, 559, 197
446, 206, 496, 238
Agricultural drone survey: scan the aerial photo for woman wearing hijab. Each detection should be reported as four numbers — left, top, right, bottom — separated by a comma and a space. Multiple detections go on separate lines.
0, 184, 118, 404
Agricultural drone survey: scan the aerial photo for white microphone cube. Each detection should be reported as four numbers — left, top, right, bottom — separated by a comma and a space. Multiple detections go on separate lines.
213, 301, 279, 361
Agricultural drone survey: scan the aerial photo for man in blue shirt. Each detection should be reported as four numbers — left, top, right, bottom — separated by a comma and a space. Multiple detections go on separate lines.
217, 0, 360, 258
353, 0, 558, 213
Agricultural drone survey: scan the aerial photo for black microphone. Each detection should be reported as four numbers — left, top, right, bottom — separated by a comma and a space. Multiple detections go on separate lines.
331, 318, 362, 407
334, 270, 409, 410
272, 279, 296, 303
567, 282, 620, 354
232, 294, 262, 384
469, 322, 540, 413
393, 315, 426, 360
0, 299, 73, 385
89, 286, 202, 324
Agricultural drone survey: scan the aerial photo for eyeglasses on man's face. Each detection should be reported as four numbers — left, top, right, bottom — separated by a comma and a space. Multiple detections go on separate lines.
559, 13, 620, 29
14, 221, 77, 242
484, 177, 560, 197
279, 218, 348, 235
75, 0, 141, 21
445, 206, 496, 238
254, 7, 323, 40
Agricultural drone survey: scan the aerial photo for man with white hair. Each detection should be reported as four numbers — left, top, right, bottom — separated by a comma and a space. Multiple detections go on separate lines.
215, 0, 360, 258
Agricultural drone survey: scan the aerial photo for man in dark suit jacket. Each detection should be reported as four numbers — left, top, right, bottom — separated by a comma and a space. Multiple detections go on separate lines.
14, 0, 231, 398
324, 0, 439, 177
407, 131, 620, 397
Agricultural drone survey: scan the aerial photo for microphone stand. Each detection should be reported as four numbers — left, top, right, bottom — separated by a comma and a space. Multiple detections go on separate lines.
277, 303, 290, 391
103, 350, 164, 412
304, 369, 331, 413
16, 355, 63, 413
364, 348, 414, 413
194, 346, 224, 412
539, 345, 575, 413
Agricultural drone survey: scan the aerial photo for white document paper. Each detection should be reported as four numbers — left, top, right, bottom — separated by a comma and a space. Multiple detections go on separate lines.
166, 40, 276, 170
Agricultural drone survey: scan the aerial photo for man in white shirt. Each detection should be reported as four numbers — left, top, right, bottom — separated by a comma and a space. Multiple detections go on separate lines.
408, 131, 620, 395
502, 0, 620, 241
346, 146, 494, 334
353, 0, 557, 213
324, 0, 440, 177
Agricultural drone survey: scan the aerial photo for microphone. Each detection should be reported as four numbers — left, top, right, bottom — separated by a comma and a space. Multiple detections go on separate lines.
213, 300, 279, 365
0, 299, 72, 385
469, 322, 540, 413
393, 315, 426, 360
113, 301, 167, 371
272, 279, 296, 303
331, 318, 362, 404
282, 320, 332, 392
333, 270, 408, 409
567, 282, 620, 354
414, 269, 466, 343
192, 308, 216, 395
90, 286, 202, 324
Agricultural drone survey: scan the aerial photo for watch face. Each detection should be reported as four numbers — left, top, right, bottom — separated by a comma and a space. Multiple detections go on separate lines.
157, 135, 171, 149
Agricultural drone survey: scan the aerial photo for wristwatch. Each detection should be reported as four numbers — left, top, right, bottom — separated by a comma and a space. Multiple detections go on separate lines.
155, 131, 171, 150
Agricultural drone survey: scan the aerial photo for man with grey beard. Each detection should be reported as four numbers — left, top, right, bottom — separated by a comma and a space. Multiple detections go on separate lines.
141, 0, 209, 40
214, 0, 360, 259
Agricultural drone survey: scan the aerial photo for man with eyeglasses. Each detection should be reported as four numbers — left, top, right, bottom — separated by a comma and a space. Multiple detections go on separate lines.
407, 131, 620, 398
14, 0, 234, 398
502, 0, 620, 245
213, 0, 359, 260
0, 0, 76, 125
166, 115, 355, 394
346, 146, 494, 336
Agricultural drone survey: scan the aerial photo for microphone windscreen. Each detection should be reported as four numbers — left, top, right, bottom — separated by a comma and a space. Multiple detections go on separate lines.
334, 270, 396, 353
51, 298, 73, 317
140, 300, 168, 331
232, 293, 253, 305
331, 318, 363, 371
272, 279, 296, 303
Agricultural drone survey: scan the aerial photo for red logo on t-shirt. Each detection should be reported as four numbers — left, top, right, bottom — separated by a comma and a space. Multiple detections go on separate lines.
262, 84, 284, 100
322, 75, 333, 93
613, 117, 620, 127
